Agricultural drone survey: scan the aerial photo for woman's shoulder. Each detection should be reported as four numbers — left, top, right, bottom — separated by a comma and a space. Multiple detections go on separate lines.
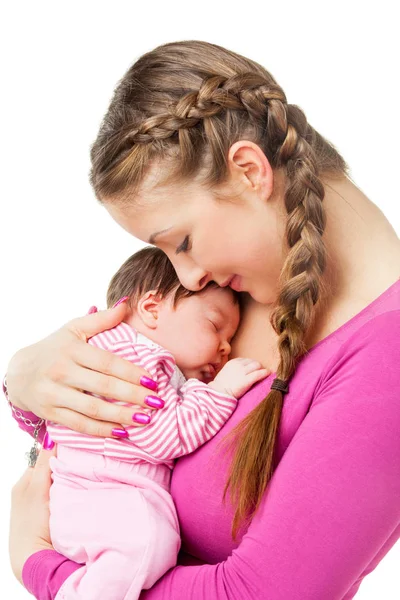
312, 308, 400, 409
326, 307, 400, 364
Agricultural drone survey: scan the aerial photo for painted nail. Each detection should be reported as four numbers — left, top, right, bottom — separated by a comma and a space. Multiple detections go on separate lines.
88, 306, 98, 314
132, 413, 151, 424
43, 432, 55, 450
145, 395, 165, 409
112, 296, 129, 308
112, 428, 129, 438
140, 376, 158, 392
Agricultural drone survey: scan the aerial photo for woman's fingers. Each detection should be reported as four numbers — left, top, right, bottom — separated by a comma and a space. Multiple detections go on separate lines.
43, 382, 154, 432
65, 367, 155, 409
49, 405, 150, 437
67, 300, 129, 341
70, 340, 154, 399
12, 446, 56, 498
30, 445, 57, 487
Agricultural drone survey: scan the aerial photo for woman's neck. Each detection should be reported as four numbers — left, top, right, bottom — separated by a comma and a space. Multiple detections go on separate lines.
306, 174, 400, 346
231, 174, 400, 366
319, 173, 399, 305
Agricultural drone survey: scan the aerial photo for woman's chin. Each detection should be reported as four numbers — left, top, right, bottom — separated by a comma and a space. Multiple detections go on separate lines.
247, 287, 277, 305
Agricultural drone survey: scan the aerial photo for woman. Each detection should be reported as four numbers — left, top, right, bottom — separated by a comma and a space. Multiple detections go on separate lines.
6, 40, 400, 599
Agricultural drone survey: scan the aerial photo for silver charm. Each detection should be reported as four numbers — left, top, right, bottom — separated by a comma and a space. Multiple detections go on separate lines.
26, 444, 39, 468
25, 421, 43, 467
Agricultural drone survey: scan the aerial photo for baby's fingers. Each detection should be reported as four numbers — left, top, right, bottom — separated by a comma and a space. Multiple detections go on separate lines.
243, 360, 268, 375
245, 368, 270, 387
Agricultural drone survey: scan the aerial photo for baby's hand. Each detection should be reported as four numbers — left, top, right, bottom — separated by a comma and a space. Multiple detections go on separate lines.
208, 358, 270, 399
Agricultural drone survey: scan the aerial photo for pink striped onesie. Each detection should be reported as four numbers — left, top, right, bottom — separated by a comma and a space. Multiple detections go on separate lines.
46, 322, 237, 600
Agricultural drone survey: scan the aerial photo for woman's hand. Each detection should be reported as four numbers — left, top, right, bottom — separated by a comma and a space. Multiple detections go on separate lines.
9, 445, 57, 585
6, 301, 162, 437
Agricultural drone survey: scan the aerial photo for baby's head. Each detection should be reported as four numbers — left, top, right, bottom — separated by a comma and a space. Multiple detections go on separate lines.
107, 247, 241, 383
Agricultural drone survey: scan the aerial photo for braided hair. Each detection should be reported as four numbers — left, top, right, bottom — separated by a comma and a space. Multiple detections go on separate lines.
89, 40, 349, 538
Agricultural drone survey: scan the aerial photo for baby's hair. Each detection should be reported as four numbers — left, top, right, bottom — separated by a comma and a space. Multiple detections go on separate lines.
107, 246, 240, 310
89, 40, 349, 539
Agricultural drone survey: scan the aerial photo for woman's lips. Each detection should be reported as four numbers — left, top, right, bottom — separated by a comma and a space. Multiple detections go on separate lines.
229, 275, 242, 292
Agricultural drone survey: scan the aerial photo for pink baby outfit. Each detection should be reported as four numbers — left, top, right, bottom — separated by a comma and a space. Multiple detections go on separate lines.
45, 322, 237, 600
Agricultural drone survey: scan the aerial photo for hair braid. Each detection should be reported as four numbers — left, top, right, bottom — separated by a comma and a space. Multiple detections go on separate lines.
88, 40, 349, 539
220, 100, 334, 538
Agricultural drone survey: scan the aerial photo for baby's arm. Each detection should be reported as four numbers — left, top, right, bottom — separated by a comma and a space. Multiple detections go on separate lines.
161, 360, 270, 457
122, 359, 269, 460
208, 358, 270, 398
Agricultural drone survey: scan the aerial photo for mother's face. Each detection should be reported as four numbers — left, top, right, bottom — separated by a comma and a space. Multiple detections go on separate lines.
104, 154, 289, 305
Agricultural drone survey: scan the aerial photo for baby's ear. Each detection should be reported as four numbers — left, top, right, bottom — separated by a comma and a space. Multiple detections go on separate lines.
137, 290, 163, 329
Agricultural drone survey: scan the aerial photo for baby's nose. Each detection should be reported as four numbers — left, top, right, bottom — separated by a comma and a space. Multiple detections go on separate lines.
220, 340, 231, 356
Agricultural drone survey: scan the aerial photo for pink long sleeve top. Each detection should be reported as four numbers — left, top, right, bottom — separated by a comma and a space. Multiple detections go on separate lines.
12, 279, 400, 600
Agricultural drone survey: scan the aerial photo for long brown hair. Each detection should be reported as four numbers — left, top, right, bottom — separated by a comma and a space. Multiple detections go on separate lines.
89, 40, 349, 539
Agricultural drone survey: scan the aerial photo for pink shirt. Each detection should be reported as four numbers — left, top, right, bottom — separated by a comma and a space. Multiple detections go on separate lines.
46, 323, 237, 489
15, 279, 400, 600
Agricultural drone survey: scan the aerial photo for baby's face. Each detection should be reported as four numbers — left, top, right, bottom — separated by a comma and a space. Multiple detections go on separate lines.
156, 286, 240, 383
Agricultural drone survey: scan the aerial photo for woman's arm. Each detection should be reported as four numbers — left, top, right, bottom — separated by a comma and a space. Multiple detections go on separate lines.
13, 312, 400, 599
22, 551, 80, 600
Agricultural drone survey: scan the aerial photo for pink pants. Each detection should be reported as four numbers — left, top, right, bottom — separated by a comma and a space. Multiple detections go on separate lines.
50, 445, 181, 600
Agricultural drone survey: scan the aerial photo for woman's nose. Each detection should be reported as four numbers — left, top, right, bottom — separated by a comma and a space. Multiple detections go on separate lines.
177, 265, 212, 291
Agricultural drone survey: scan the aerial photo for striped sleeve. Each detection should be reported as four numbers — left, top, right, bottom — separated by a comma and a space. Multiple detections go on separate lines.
93, 336, 238, 461
169, 378, 238, 457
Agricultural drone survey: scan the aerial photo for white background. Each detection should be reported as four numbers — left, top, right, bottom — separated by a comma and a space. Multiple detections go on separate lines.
1, 1, 399, 598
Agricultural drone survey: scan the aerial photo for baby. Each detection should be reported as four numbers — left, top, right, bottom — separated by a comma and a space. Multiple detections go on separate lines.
46, 246, 269, 600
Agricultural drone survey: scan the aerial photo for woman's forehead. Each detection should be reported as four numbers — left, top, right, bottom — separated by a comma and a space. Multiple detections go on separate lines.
137, 179, 207, 206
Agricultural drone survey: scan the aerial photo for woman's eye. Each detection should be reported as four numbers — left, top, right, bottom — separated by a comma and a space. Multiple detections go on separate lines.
176, 235, 191, 254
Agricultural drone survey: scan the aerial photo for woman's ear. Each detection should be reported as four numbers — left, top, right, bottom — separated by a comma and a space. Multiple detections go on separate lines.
136, 290, 163, 329
227, 140, 274, 201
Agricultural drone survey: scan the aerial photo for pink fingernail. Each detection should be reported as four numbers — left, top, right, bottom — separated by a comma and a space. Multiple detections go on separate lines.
140, 376, 158, 392
112, 296, 129, 308
43, 432, 55, 450
144, 395, 165, 409
112, 428, 129, 438
132, 413, 151, 424
88, 306, 98, 314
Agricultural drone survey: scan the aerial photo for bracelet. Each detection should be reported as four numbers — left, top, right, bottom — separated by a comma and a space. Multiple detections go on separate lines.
4, 374, 46, 467
3, 375, 45, 429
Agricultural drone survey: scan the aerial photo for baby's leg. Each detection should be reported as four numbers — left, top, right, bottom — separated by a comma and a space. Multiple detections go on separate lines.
50, 457, 180, 600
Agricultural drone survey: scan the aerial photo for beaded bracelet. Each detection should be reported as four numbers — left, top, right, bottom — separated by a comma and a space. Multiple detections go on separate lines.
3, 375, 45, 467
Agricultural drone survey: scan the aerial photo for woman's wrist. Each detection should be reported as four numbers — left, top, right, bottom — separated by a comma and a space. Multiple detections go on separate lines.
4, 350, 31, 411
22, 548, 79, 600
3, 375, 44, 425
18, 543, 55, 585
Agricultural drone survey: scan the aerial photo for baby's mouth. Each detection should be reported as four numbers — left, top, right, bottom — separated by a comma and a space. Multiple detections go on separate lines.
208, 363, 217, 377
199, 363, 215, 383
199, 363, 217, 383
202, 374, 213, 383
